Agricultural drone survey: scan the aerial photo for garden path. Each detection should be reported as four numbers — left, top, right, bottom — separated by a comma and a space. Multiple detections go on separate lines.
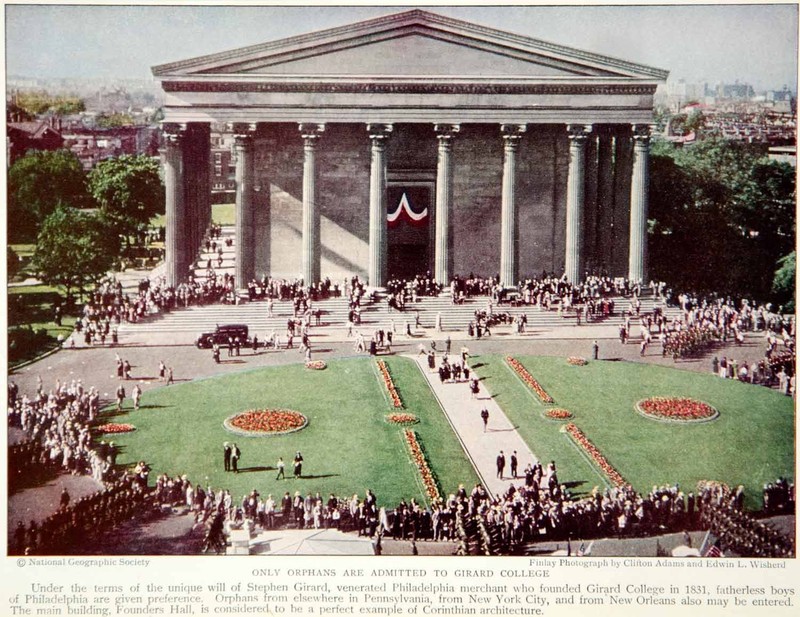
408, 354, 538, 499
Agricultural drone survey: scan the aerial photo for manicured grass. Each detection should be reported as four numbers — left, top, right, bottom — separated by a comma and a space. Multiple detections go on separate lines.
150, 203, 234, 229
8, 284, 77, 367
474, 355, 795, 510
100, 356, 477, 508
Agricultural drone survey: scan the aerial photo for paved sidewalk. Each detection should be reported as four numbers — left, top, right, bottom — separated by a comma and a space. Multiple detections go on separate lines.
409, 354, 537, 499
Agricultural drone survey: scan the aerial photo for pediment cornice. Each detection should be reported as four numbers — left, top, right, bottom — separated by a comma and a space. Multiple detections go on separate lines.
152, 9, 668, 81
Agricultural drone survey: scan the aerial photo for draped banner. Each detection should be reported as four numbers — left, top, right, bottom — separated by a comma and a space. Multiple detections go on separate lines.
387, 192, 429, 228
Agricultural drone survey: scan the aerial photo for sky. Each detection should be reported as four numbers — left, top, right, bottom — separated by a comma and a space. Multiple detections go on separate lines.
4, 3, 798, 91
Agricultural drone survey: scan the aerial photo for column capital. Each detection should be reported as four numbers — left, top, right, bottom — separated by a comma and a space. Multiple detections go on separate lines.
501, 123, 526, 138
228, 122, 258, 146
567, 124, 592, 142
367, 123, 393, 141
162, 122, 187, 144
299, 123, 325, 144
632, 124, 652, 143
434, 123, 461, 141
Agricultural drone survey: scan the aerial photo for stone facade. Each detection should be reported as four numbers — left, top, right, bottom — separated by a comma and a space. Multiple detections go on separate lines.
153, 10, 667, 288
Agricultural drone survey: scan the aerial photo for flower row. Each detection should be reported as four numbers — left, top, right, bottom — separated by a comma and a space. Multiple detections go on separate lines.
377, 360, 403, 408
546, 408, 573, 420
95, 423, 136, 434
637, 397, 718, 421
506, 357, 554, 403
305, 360, 327, 370
226, 409, 308, 434
565, 422, 627, 487
387, 413, 419, 426
567, 356, 588, 366
404, 429, 441, 502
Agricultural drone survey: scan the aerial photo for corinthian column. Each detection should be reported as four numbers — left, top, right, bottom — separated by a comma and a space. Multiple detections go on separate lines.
367, 124, 392, 288
162, 123, 185, 288
628, 124, 651, 283
500, 124, 526, 287
300, 124, 324, 285
434, 124, 459, 285
229, 123, 257, 290
565, 124, 591, 284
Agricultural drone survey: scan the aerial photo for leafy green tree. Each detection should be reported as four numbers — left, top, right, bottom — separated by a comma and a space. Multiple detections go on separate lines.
649, 138, 795, 300
7, 149, 90, 242
96, 112, 135, 128
32, 206, 120, 301
87, 155, 165, 239
15, 91, 84, 116
772, 251, 796, 313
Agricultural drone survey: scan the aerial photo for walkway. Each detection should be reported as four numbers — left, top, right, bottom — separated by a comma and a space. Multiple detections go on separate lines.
409, 354, 537, 499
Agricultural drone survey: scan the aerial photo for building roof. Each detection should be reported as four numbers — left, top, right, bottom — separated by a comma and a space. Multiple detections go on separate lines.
8, 121, 61, 140
153, 9, 668, 81
152, 9, 668, 126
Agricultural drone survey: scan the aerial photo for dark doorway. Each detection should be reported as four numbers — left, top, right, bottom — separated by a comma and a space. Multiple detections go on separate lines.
387, 183, 433, 280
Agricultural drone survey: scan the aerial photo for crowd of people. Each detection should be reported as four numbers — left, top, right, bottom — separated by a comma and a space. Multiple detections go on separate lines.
698, 481, 794, 558
7, 362, 796, 557
10, 473, 156, 555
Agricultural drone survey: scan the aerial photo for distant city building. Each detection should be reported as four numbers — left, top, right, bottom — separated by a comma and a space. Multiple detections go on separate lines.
6, 117, 64, 166
61, 125, 160, 170
210, 130, 236, 201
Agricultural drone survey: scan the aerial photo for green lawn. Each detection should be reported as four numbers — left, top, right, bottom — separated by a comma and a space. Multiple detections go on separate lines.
100, 356, 477, 508
474, 355, 795, 510
8, 284, 77, 367
150, 203, 235, 229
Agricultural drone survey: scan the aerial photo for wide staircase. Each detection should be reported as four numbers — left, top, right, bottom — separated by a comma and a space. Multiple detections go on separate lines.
395, 290, 684, 333
116, 224, 684, 344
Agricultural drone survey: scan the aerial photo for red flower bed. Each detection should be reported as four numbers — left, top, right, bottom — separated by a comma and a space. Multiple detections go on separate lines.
387, 413, 419, 426
95, 423, 135, 434
305, 360, 327, 370
404, 429, 440, 502
224, 409, 308, 436
565, 423, 627, 487
377, 360, 403, 408
637, 397, 718, 422
567, 356, 588, 366
506, 357, 554, 403
546, 408, 573, 420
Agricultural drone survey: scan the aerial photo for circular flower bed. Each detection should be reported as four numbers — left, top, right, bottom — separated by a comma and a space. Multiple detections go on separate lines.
386, 413, 419, 426
95, 423, 136, 434
223, 409, 308, 436
567, 356, 588, 366
546, 408, 573, 420
305, 360, 327, 370
636, 397, 719, 423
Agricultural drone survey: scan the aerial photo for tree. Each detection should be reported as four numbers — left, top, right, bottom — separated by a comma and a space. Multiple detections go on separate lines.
8, 150, 90, 242
87, 155, 165, 239
96, 112, 135, 128
649, 138, 795, 300
15, 90, 84, 116
772, 252, 796, 313
32, 206, 120, 301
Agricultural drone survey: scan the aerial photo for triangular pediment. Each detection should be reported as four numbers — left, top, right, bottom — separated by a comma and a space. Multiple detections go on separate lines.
153, 10, 668, 81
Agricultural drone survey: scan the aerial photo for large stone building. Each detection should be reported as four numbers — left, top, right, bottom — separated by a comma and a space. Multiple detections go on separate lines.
153, 9, 668, 289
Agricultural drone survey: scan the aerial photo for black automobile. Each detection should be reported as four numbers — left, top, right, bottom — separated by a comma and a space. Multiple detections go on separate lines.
196, 324, 249, 349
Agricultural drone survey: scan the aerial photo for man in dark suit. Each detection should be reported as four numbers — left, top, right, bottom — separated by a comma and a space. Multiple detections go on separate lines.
496, 450, 506, 479
223, 443, 232, 472
231, 444, 241, 473
510, 451, 518, 478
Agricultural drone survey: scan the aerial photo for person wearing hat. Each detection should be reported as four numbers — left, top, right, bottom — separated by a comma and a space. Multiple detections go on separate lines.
223, 443, 232, 472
